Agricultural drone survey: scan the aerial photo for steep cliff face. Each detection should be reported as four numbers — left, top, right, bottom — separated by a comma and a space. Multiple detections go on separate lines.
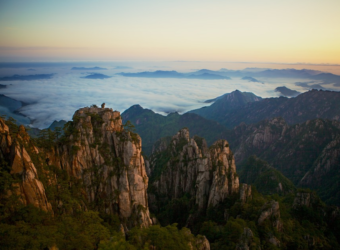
0, 119, 52, 212
299, 134, 340, 199
1, 106, 153, 229
230, 117, 289, 164
53, 107, 152, 228
228, 117, 340, 205
148, 128, 239, 215
208, 140, 239, 207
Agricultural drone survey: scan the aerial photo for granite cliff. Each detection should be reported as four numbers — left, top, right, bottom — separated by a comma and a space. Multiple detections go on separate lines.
0, 106, 152, 229
227, 117, 340, 205
148, 128, 241, 225
0, 119, 53, 212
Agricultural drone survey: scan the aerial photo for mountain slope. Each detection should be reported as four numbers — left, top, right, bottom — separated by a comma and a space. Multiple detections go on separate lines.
213, 89, 340, 128
146, 128, 340, 249
1, 110, 340, 249
189, 90, 262, 122
121, 105, 231, 156
239, 155, 296, 195
227, 117, 340, 205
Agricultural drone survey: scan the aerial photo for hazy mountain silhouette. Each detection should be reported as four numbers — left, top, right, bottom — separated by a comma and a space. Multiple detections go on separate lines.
275, 86, 301, 97
82, 73, 111, 79
0, 74, 54, 81
72, 66, 107, 70
118, 70, 231, 80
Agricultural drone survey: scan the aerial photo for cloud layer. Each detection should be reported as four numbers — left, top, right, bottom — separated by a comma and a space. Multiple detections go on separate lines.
0, 64, 338, 128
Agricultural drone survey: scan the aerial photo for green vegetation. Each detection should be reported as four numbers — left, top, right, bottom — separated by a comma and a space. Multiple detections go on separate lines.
228, 118, 340, 206
2, 109, 340, 249
0, 116, 206, 250
121, 105, 231, 156
239, 156, 296, 195
147, 129, 340, 249
152, 186, 340, 249
99, 224, 205, 250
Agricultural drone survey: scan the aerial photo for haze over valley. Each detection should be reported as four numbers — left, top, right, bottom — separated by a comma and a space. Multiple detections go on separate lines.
1, 61, 340, 128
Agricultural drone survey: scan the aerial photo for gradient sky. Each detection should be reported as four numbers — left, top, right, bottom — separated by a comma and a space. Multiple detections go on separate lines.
1, 0, 340, 63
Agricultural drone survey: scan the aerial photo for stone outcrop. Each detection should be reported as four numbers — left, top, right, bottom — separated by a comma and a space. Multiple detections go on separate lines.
190, 235, 210, 250
149, 128, 239, 213
239, 184, 252, 203
1, 106, 153, 229
268, 235, 280, 247
208, 140, 239, 207
55, 107, 152, 228
0, 120, 52, 212
293, 192, 318, 208
235, 227, 254, 250
258, 200, 281, 231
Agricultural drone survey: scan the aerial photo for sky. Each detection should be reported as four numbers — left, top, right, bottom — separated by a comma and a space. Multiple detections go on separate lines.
1, 0, 340, 63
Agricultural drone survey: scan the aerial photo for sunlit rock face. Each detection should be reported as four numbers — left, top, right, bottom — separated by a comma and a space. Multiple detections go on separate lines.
0, 106, 153, 229
0, 120, 52, 212
54, 107, 152, 228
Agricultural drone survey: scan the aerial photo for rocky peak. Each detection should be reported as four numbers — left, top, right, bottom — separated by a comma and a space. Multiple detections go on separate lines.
73, 106, 123, 133
55, 107, 152, 228
149, 128, 240, 215
172, 128, 190, 144
208, 140, 239, 207
0, 118, 52, 212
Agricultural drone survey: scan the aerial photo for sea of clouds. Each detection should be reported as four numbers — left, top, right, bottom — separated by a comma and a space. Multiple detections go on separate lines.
0, 62, 336, 128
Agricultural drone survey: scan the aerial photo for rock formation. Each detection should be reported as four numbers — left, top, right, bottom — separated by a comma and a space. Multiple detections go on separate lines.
1, 106, 153, 229
258, 200, 281, 231
299, 133, 340, 187
236, 227, 254, 250
228, 117, 340, 205
0, 120, 53, 212
239, 184, 252, 203
148, 128, 239, 213
193, 235, 210, 250
293, 191, 318, 208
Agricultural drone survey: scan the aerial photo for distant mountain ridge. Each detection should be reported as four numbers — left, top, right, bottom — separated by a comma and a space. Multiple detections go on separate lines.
117, 68, 340, 87
189, 90, 262, 121
189, 89, 340, 128
275, 86, 301, 97
118, 70, 231, 80
71, 66, 107, 70
0, 74, 54, 81
121, 105, 230, 156
82, 73, 111, 79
